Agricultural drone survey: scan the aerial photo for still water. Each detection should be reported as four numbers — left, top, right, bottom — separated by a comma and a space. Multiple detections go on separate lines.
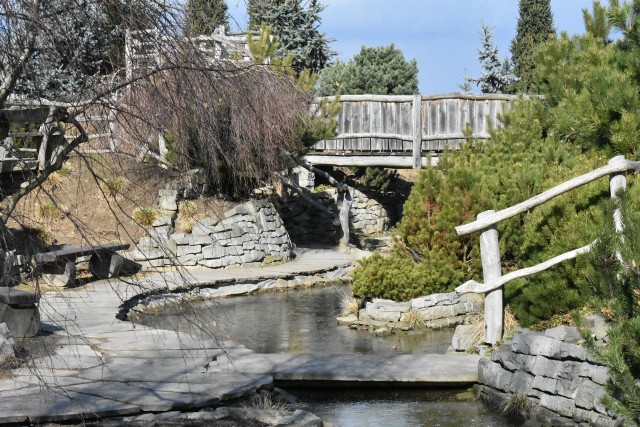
138, 285, 454, 355
293, 389, 512, 427
137, 285, 509, 426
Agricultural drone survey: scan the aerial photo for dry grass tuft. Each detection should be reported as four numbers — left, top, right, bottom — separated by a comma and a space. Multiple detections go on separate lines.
498, 392, 530, 416
178, 200, 198, 218
246, 392, 290, 411
404, 309, 425, 329
99, 176, 127, 199
38, 202, 65, 222
336, 288, 359, 317
503, 306, 519, 340
176, 217, 196, 233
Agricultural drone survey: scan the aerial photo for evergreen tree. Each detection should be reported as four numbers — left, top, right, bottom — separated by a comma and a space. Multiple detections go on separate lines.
317, 44, 418, 95
581, 191, 640, 425
316, 59, 353, 96
466, 25, 517, 94
248, 0, 334, 73
186, 0, 228, 35
510, 0, 555, 93
14, 0, 120, 99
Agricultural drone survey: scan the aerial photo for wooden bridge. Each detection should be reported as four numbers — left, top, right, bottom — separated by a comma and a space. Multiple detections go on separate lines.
305, 93, 517, 169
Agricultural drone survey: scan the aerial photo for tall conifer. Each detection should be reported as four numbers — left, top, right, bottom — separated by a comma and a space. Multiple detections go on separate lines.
510, 0, 555, 93
186, 0, 228, 35
248, 0, 333, 73
466, 25, 517, 94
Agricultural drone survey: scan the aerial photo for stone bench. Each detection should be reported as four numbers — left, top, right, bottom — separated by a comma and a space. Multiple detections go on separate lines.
35, 242, 130, 287
0, 287, 39, 338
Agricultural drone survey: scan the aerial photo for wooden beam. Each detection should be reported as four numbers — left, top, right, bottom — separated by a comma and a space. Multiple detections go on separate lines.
304, 155, 437, 168
324, 132, 413, 141
609, 155, 627, 234
317, 93, 520, 103
318, 94, 414, 103
455, 156, 640, 236
412, 94, 422, 169
456, 241, 595, 295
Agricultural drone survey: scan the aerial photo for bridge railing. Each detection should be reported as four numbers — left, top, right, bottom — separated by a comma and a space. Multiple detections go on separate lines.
454, 155, 638, 344
309, 93, 517, 168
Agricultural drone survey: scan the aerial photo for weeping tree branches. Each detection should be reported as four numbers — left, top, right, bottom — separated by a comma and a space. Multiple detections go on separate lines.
124, 63, 313, 198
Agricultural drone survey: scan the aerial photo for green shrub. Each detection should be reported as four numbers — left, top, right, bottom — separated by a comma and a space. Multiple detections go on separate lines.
352, 253, 457, 301
354, 167, 398, 192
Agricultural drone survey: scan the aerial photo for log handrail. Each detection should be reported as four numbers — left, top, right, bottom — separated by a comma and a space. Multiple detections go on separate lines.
455, 157, 640, 236
455, 155, 630, 345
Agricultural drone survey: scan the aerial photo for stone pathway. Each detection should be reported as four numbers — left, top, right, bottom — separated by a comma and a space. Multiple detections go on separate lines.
0, 247, 479, 425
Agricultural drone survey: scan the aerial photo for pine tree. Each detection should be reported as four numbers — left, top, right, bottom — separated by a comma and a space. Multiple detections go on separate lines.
466, 25, 517, 94
510, 0, 555, 93
186, 0, 229, 35
317, 44, 418, 95
248, 0, 334, 73
581, 191, 640, 425
316, 60, 353, 96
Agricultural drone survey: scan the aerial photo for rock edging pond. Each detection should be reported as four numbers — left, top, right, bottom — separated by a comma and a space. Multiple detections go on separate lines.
478, 319, 620, 427
338, 292, 484, 335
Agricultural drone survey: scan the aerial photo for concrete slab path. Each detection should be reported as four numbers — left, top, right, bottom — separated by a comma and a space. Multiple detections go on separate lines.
0, 247, 480, 425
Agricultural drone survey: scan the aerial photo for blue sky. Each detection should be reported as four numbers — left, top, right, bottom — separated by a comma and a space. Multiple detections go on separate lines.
227, 0, 596, 94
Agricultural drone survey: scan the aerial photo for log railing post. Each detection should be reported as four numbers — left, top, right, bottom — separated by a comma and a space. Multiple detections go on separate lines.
478, 210, 503, 345
609, 155, 627, 234
412, 94, 422, 169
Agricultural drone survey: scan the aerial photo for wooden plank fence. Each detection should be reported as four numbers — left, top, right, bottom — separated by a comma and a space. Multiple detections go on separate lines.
308, 93, 517, 169
455, 155, 638, 345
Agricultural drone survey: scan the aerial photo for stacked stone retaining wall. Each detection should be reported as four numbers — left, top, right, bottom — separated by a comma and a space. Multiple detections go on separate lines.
131, 199, 293, 270
277, 188, 389, 245
478, 326, 619, 427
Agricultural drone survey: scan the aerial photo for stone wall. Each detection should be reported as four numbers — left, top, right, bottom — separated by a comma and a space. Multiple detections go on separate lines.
341, 292, 484, 330
277, 188, 390, 245
130, 199, 293, 270
478, 322, 620, 427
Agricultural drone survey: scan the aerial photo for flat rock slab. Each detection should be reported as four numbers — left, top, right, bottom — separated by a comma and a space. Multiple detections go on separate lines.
0, 247, 359, 424
230, 352, 481, 386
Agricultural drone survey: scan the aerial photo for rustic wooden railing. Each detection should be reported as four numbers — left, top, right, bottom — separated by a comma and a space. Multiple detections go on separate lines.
125, 27, 253, 80
454, 155, 638, 345
307, 93, 516, 169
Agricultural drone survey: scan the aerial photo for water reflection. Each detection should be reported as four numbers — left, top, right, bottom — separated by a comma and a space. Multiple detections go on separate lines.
293, 389, 513, 427
138, 286, 455, 356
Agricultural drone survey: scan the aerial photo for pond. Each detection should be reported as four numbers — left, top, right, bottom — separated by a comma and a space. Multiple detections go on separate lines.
137, 285, 454, 355
137, 285, 509, 426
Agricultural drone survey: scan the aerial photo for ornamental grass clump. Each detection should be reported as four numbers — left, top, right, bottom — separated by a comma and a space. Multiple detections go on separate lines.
133, 207, 158, 229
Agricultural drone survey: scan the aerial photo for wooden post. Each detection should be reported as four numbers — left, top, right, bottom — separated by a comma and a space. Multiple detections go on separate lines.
125, 29, 133, 81
609, 155, 627, 234
338, 186, 354, 248
412, 94, 422, 169
478, 210, 503, 345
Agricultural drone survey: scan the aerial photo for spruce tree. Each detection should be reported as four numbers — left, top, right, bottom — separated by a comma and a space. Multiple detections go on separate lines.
510, 0, 555, 93
248, 0, 333, 73
466, 25, 517, 94
186, 0, 229, 35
